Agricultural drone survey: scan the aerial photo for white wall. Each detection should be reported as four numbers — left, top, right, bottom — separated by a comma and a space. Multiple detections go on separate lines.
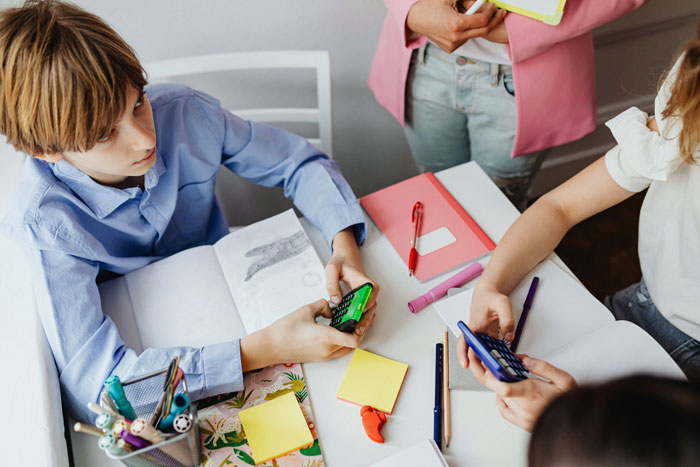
2, 0, 699, 223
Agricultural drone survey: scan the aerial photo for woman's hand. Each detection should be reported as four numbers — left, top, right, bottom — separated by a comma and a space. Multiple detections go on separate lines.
241, 299, 377, 372
470, 353, 576, 431
406, 0, 504, 53
326, 228, 380, 337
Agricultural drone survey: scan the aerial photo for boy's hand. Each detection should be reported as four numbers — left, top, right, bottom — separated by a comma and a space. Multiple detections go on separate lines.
241, 299, 377, 371
469, 353, 576, 431
406, 0, 503, 53
327, 228, 380, 337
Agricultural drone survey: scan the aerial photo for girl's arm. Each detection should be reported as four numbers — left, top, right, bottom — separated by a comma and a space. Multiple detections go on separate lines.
466, 156, 636, 345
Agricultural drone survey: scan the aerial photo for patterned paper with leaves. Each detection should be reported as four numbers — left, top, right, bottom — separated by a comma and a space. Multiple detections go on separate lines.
197, 363, 324, 467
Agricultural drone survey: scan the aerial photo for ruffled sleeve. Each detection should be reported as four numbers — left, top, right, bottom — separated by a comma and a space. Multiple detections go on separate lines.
604, 107, 682, 192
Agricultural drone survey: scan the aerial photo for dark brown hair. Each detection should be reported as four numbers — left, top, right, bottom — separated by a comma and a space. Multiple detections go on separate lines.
529, 375, 700, 467
0, 0, 147, 155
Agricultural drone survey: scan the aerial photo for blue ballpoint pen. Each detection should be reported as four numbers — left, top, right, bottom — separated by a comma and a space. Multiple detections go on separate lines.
434, 343, 443, 451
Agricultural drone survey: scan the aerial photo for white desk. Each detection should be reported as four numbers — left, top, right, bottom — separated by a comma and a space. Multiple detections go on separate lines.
68, 161, 573, 466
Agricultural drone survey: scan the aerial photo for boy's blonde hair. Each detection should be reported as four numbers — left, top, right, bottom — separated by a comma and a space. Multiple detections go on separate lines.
0, 0, 146, 156
662, 18, 700, 164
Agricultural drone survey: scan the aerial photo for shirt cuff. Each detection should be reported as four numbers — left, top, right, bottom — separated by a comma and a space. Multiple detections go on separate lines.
604, 146, 650, 193
318, 202, 367, 248
201, 339, 244, 397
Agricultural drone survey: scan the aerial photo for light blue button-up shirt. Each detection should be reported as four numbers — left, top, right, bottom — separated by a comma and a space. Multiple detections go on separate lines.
1, 84, 366, 421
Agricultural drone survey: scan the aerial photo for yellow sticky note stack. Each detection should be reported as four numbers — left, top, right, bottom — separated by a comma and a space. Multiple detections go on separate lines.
336, 348, 409, 414
238, 392, 313, 465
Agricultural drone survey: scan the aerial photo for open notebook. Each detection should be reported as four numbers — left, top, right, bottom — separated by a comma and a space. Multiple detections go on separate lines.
99, 209, 328, 352
434, 259, 685, 384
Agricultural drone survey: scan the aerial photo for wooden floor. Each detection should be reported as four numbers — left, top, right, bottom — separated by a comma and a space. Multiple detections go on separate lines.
554, 192, 645, 301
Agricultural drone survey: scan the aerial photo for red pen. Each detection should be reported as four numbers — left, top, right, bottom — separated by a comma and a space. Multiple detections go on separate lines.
408, 201, 423, 276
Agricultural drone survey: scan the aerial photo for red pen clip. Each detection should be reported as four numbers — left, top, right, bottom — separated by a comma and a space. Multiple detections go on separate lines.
408, 201, 422, 277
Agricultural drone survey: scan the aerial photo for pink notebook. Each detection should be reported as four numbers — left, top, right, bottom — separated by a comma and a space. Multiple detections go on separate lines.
360, 173, 495, 281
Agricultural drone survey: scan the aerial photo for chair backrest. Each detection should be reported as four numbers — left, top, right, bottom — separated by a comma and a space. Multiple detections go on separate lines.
145, 50, 333, 157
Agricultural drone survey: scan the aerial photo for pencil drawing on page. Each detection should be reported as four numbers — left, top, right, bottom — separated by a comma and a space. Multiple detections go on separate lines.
244, 230, 311, 281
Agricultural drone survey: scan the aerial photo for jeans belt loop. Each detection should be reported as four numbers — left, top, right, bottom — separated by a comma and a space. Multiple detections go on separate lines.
417, 42, 427, 64
490, 63, 499, 87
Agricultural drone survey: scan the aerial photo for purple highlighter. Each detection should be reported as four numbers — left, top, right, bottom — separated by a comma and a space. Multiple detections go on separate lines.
408, 262, 483, 313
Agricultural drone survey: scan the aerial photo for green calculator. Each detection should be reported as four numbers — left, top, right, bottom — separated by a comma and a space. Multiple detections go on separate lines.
330, 282, 373, 333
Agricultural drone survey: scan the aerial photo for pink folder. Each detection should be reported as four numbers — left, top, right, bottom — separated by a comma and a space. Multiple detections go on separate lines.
360, 173, 495, 281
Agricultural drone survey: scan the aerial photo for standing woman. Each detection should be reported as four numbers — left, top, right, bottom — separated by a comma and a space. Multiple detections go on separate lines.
368, 0, 647, 208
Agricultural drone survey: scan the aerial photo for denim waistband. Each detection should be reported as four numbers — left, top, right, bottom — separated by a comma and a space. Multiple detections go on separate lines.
421, 41, 512, 76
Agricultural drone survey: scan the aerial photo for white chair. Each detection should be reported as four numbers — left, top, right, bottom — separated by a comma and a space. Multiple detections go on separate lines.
145, 50, 334, 157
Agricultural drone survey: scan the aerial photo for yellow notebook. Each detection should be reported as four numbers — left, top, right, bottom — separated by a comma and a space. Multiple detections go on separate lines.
492, 0, 567, 26
238, 392, 314, 465
336, 349, 409, 414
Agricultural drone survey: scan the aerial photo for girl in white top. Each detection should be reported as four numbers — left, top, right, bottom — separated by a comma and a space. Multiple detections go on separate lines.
457, 21, 700, 431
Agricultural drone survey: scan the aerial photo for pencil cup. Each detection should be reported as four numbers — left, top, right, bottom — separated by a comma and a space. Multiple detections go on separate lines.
99, 367, 201, 467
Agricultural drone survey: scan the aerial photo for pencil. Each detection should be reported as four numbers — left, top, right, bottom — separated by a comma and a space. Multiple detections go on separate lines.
442, 331, 451, 447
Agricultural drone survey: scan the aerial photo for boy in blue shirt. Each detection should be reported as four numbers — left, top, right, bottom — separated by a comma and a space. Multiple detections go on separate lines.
0, 0, 378, 421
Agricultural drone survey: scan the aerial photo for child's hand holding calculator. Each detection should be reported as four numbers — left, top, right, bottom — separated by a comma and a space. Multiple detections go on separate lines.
330, 283, 373, 333
457, 320, 530, 382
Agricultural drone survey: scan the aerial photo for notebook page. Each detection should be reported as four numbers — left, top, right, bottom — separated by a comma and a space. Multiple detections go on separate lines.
214, 209, 328, 334
545, 320, 685, 383
434, 259, 614, 358
370, 439, 448, 467
124, 245, 246, 349
100, 276, 143, 353
498, 0, 560, 16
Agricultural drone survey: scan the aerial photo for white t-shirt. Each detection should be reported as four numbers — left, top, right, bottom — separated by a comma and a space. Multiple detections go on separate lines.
604, 55, 700, 340
454, 38, 511, 65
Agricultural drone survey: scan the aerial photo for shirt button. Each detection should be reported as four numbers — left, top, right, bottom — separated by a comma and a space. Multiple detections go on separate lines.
456, 56, 467, 66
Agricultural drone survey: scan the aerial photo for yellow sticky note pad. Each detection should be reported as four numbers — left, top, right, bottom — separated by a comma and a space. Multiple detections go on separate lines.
336, 349, 409, 414
238, 392, 313, 465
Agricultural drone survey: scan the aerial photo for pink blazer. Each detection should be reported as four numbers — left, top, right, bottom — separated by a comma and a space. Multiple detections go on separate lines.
368, 0, 648, 158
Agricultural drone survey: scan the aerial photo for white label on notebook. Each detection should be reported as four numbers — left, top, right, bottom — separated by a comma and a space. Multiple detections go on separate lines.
416, 226, 456, 256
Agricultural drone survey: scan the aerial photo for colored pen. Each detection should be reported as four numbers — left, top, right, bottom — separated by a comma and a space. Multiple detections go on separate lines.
111, 419, 132, 438
408, 262, 483, 313
87, 401, 120, 420
73, 422, 104, 438
132, 418, 193, 465
104, 375, 137, 421
511, 276, 539, 353
173, 414, 193, 434
95, 411, 118, 432
159, 393, 190, 432
465, 0, 485, 15
434, 342, 443, 451
442, 332, 451, 447
408, 201, 423, 277
99, 433, 129, 456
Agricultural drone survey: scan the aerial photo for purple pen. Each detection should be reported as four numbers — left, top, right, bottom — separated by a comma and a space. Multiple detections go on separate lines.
510, 276, 539, 352
408, 262, 483, 313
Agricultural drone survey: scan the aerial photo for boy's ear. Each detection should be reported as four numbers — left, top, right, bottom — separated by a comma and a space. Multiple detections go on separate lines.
34, 153, 63, 163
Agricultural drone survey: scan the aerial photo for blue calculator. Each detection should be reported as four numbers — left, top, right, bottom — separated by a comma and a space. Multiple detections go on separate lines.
457, 320, 529, 382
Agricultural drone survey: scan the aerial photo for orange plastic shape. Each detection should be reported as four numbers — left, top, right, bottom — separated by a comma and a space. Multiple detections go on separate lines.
360, 405, 386, 443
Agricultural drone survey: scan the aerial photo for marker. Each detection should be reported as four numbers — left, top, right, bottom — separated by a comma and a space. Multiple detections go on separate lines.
510, 276, 539, 352
465, 0, 485, 15
100, 390, 119, 414
112, 419, 132, 438
159, 393, 190, 432
87, 401, 119, 420
119, 429, 150, 450
95, 412, 118, 432
131, 418, 193, 465
99, 433, 129, 456
73, 422, 103, 438
408, 262, 483, 313
104, 375, 137, 421
408, 201, 423, 277
173, 414, 193, 434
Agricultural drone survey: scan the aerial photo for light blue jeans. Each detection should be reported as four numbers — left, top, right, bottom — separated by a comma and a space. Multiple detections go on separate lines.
404, 42, 546, 208
604, 279, 700, 383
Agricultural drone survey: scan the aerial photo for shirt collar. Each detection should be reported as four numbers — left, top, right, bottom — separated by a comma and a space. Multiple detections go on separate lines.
51, 152, 166, 219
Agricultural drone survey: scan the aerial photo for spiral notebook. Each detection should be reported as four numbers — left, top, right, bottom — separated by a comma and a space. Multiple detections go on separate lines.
360, 173, 495, 281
